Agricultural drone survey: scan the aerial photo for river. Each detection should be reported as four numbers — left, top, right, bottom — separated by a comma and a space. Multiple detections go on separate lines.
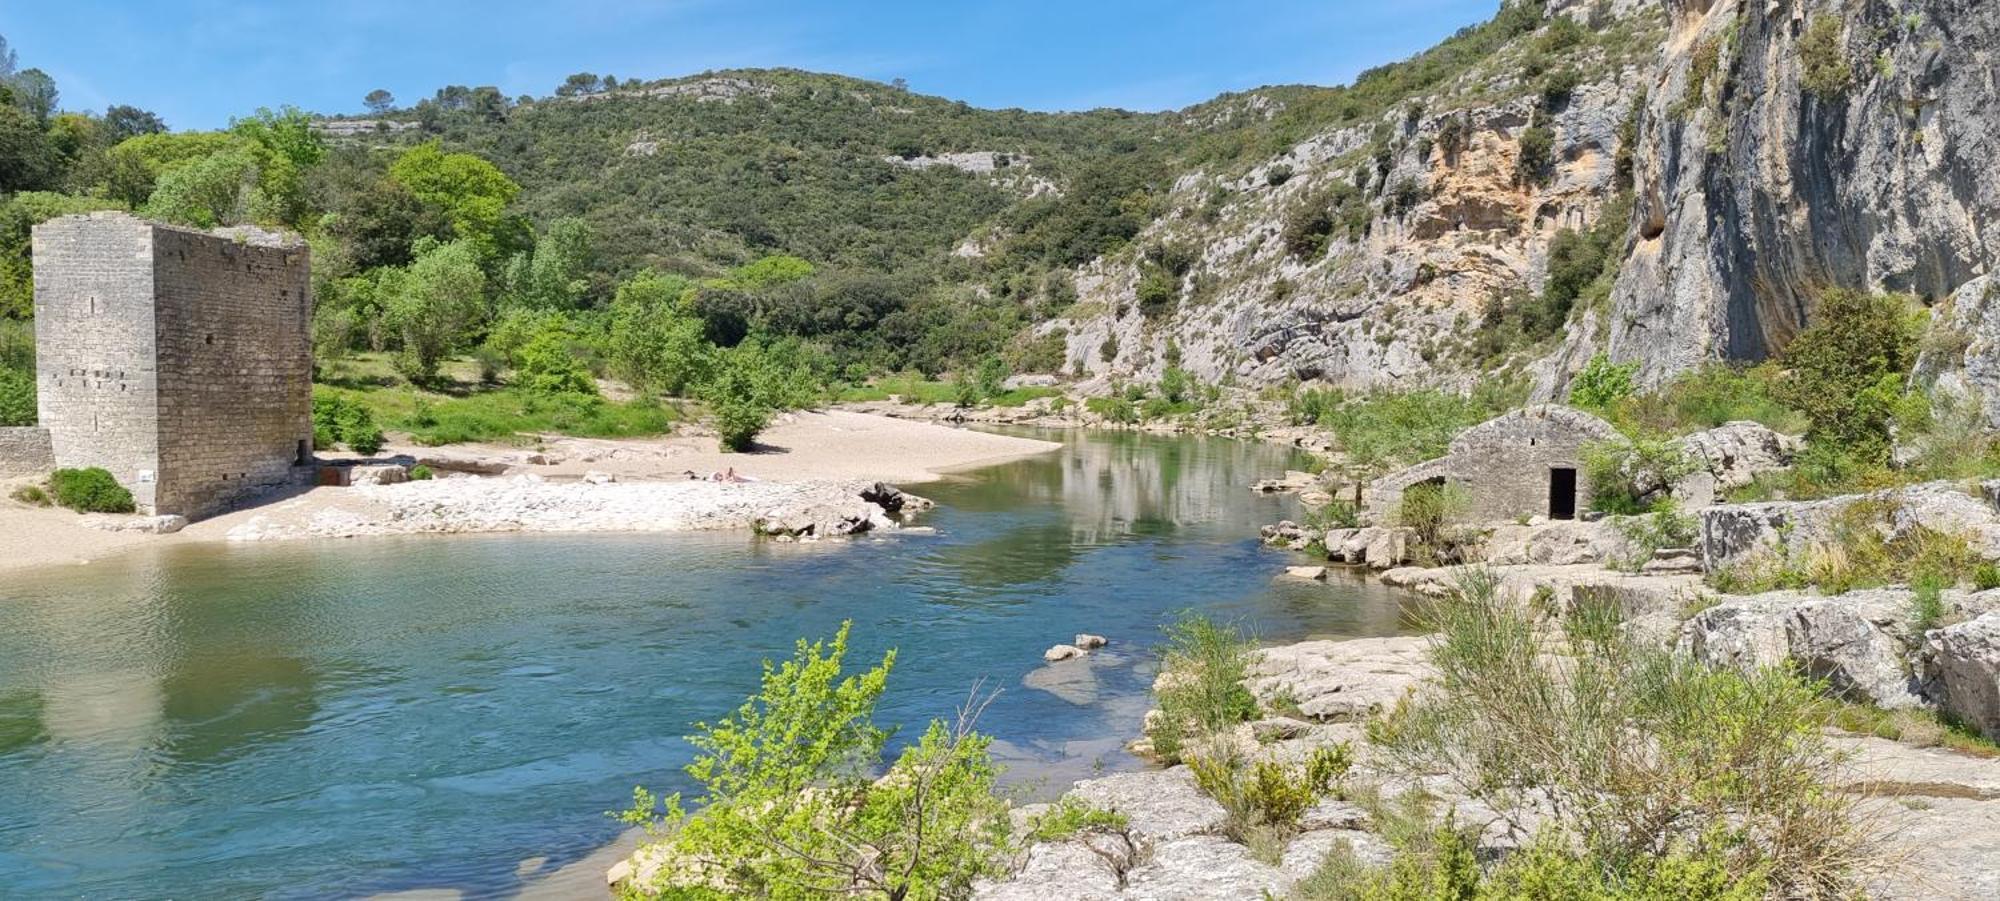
0, 428, 1415, 898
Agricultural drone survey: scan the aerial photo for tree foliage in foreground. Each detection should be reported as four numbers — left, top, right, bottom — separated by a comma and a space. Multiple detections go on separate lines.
620, 623, 1010, 900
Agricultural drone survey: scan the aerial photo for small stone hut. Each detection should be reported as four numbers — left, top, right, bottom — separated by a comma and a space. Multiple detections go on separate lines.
23, 212, 314, 519
1366, 405, 1621, 524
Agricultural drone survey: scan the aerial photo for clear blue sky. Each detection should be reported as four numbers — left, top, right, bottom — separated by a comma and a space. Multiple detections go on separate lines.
2, 0, 1499, 131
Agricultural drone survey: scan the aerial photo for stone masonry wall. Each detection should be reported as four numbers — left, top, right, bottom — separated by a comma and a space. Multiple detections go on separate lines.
0, 426, 53, 477
31, 214, 162, 511
151, 225, 313, 520
30, 212, 313, 519
1367, 405, 1621, 524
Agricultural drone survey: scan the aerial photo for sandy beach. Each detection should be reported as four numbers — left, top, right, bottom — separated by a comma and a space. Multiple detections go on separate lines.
0, 411, 1057, 577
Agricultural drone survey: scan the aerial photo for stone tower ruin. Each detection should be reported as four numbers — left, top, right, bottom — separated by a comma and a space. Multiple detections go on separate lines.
31, 212, 314, 520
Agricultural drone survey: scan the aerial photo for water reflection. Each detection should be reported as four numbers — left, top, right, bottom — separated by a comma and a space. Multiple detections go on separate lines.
0, 427, 1418, 899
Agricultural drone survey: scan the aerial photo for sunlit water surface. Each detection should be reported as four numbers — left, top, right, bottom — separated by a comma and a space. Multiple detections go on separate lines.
0, 428, 1415, 898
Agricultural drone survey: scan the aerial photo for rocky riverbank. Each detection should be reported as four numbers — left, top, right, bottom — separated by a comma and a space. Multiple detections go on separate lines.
977, 625, 2000, 900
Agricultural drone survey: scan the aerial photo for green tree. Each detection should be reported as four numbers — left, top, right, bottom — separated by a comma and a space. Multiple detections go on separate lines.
384, 239, 488, 381
141, 147, 256, 227
502, 217, 593, 310
0, 104, 55, 192
102, 105, 168, 142
0, 191, 123, 317
363, 89, 395, 114
387, 140, 522, 257
1568, 353, 1636, 412
1776, 288, 1922, 459
608, 270, 713, 394
7, 68, 55, 123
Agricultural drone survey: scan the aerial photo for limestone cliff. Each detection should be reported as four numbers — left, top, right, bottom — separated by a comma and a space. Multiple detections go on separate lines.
1603, 0, 2000, 389
1049, 0, 1663, 391
1049, 0, 2000, 401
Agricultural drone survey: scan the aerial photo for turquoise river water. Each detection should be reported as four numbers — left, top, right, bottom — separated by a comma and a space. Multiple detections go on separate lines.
0, 428, 1415, 899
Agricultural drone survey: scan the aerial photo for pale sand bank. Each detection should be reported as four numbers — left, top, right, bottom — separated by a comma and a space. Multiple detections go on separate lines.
0, 411, 1057, 577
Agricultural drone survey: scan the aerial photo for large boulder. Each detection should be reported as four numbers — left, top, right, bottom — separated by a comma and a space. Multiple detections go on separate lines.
1923, 613, 2000, 738
1680, 589, 1925, 709
1671, 421, 1802, 507
1480, 519, 1625, 566
1700, 481, 2000, 573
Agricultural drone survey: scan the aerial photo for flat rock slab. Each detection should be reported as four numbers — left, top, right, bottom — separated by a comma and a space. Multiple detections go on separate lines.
1068, 768, 1228, 843
1246, 635, 1431, 722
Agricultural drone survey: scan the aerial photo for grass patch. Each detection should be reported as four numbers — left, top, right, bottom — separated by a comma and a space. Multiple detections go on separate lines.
319, 383, 677, 446
837, 373, 962, 405
1818, 701, 2000, 758
1024, 797, 1129, 843
1145, 613, 1261, 763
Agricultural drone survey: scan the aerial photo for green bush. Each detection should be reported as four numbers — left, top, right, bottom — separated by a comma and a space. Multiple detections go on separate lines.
1776, 289, 1922, 460
408, 464, 435, 481
1085, 395, 1138, 425
1515, 125, 1554, 185
1369, 569, 1876, 898
1581, 436, 1699, 514
51, 467, 136, 514
1025, 797, 1129, 843
0, 366, 33, 426
1568, 353, 1636, 412
314, 390, 386, 455
1975, 562, 2000, 592
1799, 17, 1854, 99
1146, 613, 1262, 763
619, 623, 1009, 900
1189, 744, 1350, 856
10, 483, 50, 507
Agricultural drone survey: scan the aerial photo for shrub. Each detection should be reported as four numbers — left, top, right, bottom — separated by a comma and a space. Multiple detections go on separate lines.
1581, 435, 1699, 514
1146, 613, 1261, 763
1776, 288, 1922, 460
1189, 744, 1351, 860
1568, 353, 1636, 412
1799, 16, 1854, 99
1515, 125, 1554, 185
1136, 265, 1178, 318
314, 390, 386, 455
1370, 569, 1877, 898
1084, 395, 1138, 425
10, 483, 50, 506
514, 328, 599, 396
1975, 562, 2000, 592
1024, 797, 1128, 843
1265, 163, 1294, 186
1911, 572, 1947, 632
1611, 500, 1700, 571
619, 623, 1009, 900
0, 365, 33, 426
408, 464, 435, 481
51, 467, 136, 514
1397, 480, 1471, 564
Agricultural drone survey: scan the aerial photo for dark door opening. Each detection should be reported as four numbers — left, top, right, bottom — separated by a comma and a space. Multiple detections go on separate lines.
1549, 467, 1577, 520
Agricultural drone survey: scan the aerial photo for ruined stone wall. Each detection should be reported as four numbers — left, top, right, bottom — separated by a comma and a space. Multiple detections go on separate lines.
1444, 406, 1619, 522
30, 212, 313, 518
1366, 405, 1621, 523
150, 226, 313, 519
0, 426, 53, 477
31, 214, 162, 511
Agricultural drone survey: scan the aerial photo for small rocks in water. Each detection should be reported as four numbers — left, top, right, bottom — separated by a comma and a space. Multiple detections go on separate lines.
1074, 633, 1108, 650
1283, 565, 1329, 581
581, 470, 617, 485
1044, 644, 1085, 662
860, 481, 907, 514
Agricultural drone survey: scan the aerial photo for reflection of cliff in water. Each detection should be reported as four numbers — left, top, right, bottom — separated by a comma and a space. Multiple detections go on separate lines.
944, 428, 1305, 545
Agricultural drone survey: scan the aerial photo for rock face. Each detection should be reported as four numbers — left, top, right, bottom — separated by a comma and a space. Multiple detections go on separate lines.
1924, 613, 2000, 737
1043, 3, 1663, 392
1595, 0, 2000, 390
1245, 636, 1431, 722
1700, 480, 2000, 573
1670, 421, 1802, 507
1681, 589, 1927, 708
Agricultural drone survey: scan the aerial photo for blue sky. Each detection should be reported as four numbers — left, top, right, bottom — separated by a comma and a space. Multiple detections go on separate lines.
2, 0, 1499, 131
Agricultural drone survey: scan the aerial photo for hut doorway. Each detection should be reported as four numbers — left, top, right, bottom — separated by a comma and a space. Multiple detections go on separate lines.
1548, 467, 1577, 520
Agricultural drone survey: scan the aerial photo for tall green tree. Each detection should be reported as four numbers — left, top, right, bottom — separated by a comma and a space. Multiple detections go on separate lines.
501, 217, 593, 310
384, 239, 488, 381
387, 140, 521, 257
